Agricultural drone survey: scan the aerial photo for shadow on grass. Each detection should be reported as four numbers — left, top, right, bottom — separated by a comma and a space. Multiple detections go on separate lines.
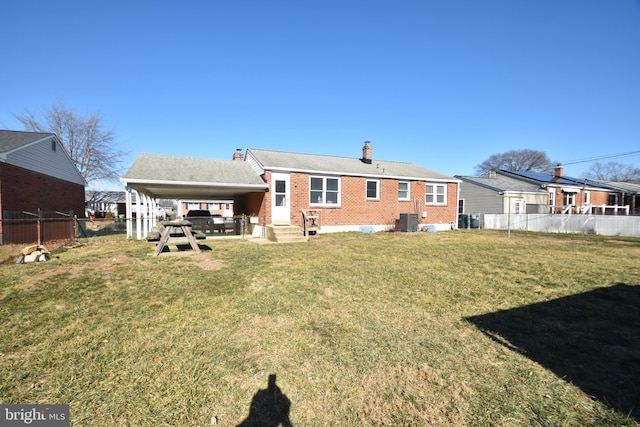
157, 244, 213, 252
237, 374, 293, 427
466, 283, 640, 420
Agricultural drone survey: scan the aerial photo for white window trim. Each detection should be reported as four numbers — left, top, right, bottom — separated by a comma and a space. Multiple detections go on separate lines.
514, 199, 524, 214
398, 181, 410, 201
366, 179, 380, 200
426, 183, 447, 205
309, 176, 342, 206
564, 192, 576, 207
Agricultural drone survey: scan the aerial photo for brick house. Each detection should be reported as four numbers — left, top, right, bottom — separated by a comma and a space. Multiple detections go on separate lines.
242, 143, 459, 233
499, 165, 623, 214
121, 142, 460, 240
0, 130, 86, 244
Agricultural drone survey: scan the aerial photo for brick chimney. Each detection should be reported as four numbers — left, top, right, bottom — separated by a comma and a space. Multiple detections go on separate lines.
552, 164, 563, 182
233, 148, 244, 161
361, 141, 372, 164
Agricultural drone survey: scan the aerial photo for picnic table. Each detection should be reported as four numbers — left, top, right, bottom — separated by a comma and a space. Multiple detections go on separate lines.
154, 220, 201, 256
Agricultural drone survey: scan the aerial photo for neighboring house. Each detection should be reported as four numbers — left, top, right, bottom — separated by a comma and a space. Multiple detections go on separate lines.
456, 165, 634, 218
87, 190, 179, 219
86, 190, 128, 218
499, 165, 626, 215
456, 171, 549, 215
120, 142, 460, 240
590, 180, 640, 216
0, 130, 86, 244
179, 200, 233, 218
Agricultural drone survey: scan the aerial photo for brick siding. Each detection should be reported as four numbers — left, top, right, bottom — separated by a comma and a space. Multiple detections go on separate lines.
239, 171, 458, 228
0, 162, 85, 216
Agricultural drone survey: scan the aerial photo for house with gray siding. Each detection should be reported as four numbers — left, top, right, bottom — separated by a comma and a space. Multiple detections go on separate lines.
455, 171, 549, 215
0, 130, 87, 244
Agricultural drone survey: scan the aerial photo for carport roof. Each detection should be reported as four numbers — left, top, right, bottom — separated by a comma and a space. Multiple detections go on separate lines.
120, 153, 267, 199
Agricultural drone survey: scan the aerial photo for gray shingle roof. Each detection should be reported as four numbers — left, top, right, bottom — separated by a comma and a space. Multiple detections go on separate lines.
0, 130, 55, 152
456, 174, 547, 193
122, 153, 266, 186
247, 148, 456, 181
593, 180, 640, 194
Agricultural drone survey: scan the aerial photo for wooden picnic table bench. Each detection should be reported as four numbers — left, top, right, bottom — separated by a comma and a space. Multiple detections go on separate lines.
154, 220, 201, 256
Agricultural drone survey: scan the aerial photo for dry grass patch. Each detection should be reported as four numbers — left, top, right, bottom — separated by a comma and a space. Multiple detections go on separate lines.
0, 230, 638, 426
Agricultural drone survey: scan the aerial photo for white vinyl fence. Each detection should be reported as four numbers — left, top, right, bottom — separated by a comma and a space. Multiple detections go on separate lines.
482, 214, 640, 237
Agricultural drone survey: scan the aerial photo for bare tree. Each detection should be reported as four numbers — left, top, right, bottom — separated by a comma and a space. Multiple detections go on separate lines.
14, 101, 126, 185
582, 161, 640, 183
475, 149, 554, 175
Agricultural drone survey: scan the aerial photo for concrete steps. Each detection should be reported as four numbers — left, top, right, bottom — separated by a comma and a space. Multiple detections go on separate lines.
266, 224, 307, 243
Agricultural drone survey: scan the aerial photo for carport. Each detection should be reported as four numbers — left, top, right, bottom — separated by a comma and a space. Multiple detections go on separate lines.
120, 153, 268, 240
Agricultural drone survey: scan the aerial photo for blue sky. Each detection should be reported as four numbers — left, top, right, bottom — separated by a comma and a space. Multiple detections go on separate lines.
1, 0, 639, 189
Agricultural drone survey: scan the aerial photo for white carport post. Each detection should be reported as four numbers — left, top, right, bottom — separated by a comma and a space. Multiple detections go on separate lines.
142, 193, 151, 239
136, 191, 143, 240
150, 197, 158, 230
146, 194, 157, 235
125, 187, 133, 239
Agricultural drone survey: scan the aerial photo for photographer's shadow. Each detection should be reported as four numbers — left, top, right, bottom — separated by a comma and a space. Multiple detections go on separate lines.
237, 374, 293, 427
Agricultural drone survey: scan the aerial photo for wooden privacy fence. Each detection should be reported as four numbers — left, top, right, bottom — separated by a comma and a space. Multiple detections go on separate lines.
0, 210, 76, 245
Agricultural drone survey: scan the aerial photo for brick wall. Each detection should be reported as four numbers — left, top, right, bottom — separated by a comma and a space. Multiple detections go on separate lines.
0, 162, 85, 216
234, 192, 266, 222
249, 171, 458, 228
588, 190, 610, 206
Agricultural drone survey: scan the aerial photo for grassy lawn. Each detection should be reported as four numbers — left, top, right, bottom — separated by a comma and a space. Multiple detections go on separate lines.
1, 230, 639, 426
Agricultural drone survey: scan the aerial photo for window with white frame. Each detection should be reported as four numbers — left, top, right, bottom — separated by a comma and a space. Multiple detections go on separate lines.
583, 191, 590, 205
208, 203, 221, 210
564, 192, 576, 207
310, 176, 340, 205
398, 181, 410, 200
514, 200, 524, 214
187, 202, 200, 210
426, 183, 446, 205
366, 179, 379, 200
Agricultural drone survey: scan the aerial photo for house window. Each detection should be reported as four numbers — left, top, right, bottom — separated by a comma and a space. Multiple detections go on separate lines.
208, 203, 221, 210
426, 184, 446, 205
51, 140, 57, 152
187, 202, 200, 210
583, 191, 590, 205
398, 181, 410, 200
564, 192, 576, 207
310, 176, 340, 205
366, 179, 379, 200
458, 199, 464, 214
514, 200, 524, 214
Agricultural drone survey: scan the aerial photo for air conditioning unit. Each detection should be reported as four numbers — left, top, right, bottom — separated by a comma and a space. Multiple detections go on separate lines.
398, 213, 418, 232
